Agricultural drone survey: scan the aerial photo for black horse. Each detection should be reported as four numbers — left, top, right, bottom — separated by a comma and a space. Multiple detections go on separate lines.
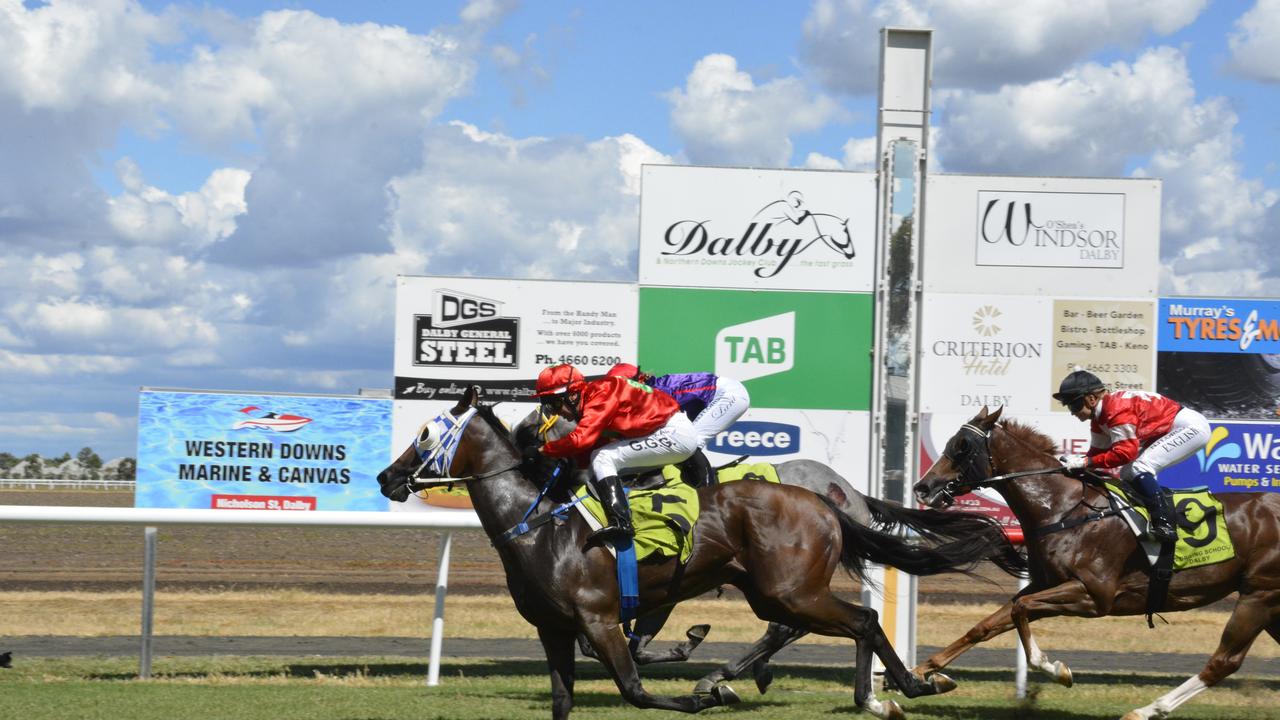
508, 405, 903, 695
377, 387, 1026, 719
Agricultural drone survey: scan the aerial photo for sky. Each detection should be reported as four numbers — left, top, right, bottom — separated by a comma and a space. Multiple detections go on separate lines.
2, 0, 1278, 460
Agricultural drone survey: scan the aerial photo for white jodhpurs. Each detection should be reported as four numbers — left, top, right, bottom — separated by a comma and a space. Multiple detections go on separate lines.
691, 377, 751, 449
590, 412, 699, 479
1120, 407, 1212, 481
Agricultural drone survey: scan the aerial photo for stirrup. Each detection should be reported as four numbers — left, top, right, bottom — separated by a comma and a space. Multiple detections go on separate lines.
587, 523, 633, 545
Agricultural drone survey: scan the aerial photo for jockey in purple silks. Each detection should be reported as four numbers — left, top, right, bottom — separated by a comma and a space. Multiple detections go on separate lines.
607, 364, 751, 487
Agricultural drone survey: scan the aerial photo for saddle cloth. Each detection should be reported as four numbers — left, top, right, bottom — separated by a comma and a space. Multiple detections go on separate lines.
1102, 482, 1235, 571
572, 461, 782, 562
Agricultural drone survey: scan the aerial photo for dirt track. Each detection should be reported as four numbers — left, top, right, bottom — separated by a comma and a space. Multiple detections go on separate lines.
0, 489, 1022, 601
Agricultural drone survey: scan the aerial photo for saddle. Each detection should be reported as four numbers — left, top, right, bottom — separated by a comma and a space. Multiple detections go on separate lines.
1098, 480, 1234, 626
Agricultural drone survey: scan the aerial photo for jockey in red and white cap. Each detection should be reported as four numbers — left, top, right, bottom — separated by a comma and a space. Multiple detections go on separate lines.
531, 363, 698, 542
1054, 369, 1210, 542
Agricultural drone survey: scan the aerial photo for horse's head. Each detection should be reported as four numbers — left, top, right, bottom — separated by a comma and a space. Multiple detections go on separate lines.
913, 405, 1003, 508
377, 385, 488, 502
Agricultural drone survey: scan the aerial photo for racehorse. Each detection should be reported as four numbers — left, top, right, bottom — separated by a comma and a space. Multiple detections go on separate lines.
509, 406, 879, 692
912, 406, 1280, 720
377, 387, 1026, 720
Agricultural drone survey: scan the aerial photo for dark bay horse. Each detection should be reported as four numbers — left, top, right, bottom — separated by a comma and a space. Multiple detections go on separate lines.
509, 407, 879, 693
377, 388, 1025, 720
913, 406, 1280, 720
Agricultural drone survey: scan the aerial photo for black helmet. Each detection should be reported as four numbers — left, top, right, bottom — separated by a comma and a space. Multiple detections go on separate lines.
1052, 369, 1105, 404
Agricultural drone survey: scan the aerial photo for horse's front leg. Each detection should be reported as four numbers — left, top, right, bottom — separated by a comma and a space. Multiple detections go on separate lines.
912, 600, 1017, 681
537, 625, 576, 720
1010, 580, 1101, 689
578, 612, 739, 713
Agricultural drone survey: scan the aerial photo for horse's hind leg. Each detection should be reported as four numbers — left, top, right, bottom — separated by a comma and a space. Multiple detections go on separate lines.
1122, 590, 1278, 720
912, 599, 1017, 680
578, 613, 739, 713
694, 621, 808, 695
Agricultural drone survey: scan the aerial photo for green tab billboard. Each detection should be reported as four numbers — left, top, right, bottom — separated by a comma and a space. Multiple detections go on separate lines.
638, 288, 873, 410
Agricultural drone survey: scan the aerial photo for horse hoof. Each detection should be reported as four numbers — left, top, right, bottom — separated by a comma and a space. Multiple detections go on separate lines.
1053, 660, 1074, 688
882, 699, 906, 720
753, 663, 774, 694
693, 678, 717, 695
1120, 712, 1145, 720
929, 672, 957, 695
711, 684, 741, 706
686, 624, 710, 643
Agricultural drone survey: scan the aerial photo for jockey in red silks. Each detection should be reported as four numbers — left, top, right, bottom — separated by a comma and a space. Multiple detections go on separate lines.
607, 363, 751, 487
1053, 369, 1211, 542
531, 363, 699, 542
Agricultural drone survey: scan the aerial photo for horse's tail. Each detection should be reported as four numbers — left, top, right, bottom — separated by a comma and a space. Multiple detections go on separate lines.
817, 495, 1028, 581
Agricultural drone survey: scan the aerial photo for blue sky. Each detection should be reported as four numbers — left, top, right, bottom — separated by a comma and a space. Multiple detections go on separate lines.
2, 0, 1278, 460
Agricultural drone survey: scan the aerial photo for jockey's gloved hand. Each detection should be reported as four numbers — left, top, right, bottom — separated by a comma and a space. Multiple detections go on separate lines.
1058, 454, 1088, 472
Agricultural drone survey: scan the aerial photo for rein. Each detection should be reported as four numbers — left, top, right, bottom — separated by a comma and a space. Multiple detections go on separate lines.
944, 422, 1120, 540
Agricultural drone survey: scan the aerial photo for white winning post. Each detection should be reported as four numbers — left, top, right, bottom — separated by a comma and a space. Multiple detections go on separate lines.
0, 505, 482, 682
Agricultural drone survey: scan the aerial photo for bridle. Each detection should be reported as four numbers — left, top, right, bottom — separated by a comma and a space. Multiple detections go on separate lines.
403, 406, 521, 493
937, 422, 1064, 504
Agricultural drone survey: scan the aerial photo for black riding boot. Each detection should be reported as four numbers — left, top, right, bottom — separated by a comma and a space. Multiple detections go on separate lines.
587, 475, 634, 544
679, 449, 715, 488
1133, 471, 1176, 543
1145, 492, 1178, 543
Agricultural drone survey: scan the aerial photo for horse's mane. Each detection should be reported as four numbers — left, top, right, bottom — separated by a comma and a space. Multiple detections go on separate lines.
999, 419, 1057, 456
473, 403, 519, 453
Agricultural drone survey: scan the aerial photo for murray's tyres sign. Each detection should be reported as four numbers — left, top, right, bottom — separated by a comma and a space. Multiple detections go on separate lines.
638, 288, 872, 411
1157, 298, 1280, 420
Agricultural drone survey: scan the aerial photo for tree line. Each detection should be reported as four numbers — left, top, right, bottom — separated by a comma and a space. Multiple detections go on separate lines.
0, 449, 136, 481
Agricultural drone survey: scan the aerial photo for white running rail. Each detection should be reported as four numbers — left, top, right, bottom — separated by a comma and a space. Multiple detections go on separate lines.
0, 505, 483, 683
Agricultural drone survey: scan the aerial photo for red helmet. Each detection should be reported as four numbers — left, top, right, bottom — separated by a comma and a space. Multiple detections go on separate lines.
607, 363, 641, 380
533, 364, 585, 397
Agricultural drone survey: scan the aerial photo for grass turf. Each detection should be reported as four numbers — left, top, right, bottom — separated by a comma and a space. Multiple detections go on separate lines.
2, 656, 1280, 719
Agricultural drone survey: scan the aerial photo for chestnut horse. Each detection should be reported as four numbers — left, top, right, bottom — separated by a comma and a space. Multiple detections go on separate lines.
377, 388, 1025, 720
913, 406, 1280, 720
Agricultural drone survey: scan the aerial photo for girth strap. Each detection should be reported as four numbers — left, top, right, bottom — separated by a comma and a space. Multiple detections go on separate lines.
1023, 508, 1122, 541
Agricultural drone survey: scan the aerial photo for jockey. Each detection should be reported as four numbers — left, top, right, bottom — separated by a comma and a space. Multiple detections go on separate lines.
1053, 369, 1211, 543
607, 363, 751, 487
532, 363, 699, 543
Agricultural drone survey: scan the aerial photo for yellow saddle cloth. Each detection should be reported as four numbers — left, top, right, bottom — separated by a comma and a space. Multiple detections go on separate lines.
1104, 482, 1235, 571
573, 461, 783, 562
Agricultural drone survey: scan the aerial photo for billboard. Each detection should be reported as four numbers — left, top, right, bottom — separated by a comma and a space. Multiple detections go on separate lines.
639, 165, 877, 292
136, 389, 392, 511
923, 174, 1161, 297
919, 294, 1052, 414
393, 276, 639, 514
1050, 298, 1156, 403
1157, 297, 1280, 420
638, 287, 873, 411
1158, 421, 1280, 494
395, 276, 638, 402
706, 409, 870, 496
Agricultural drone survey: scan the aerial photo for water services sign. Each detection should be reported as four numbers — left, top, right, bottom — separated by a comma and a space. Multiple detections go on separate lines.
639, 165, 876, 292
136, 389, 392, 511
1160, 421, 1280, 494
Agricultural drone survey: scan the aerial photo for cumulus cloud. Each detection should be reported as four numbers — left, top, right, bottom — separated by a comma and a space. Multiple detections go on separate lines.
387, 122, 671, 280
107, 159, 250, 248
1228, 0, 1280, 83
801, 0, 1207, 94
666, 53, 846, 167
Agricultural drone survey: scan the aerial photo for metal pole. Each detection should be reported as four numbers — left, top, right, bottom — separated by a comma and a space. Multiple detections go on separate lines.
140, 527, 157, 679
426, 531, 453, 687
1014, 575, 1029, 698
